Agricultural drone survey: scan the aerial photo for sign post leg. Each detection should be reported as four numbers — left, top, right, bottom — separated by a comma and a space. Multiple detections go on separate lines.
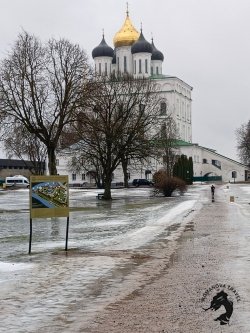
65, 216, 69, 251
29, 218, 32, 254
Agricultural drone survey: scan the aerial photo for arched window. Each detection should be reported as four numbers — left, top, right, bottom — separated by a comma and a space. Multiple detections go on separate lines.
139, 59, 142, 73
145, 59, 148, 73
176, 99, 179, 117
124, 56, 127, 72
161, 122, 166, 137
160, 101, 167, 115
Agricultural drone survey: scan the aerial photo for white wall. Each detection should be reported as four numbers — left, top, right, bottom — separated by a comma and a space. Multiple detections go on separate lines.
180, 144, 248, 182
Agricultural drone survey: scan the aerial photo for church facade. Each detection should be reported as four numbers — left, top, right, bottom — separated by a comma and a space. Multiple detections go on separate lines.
91, 11, 193, 144
56, 10, 249, 184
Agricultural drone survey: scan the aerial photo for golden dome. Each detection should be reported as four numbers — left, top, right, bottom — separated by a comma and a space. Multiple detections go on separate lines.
113, 14, 139, 48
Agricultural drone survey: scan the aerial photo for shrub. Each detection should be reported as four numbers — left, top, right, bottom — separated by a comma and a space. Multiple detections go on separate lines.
153, 169, 187, 197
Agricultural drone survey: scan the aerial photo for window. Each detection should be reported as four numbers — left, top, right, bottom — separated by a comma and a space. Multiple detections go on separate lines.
182, 125, 185, 139
105, 63, 107, 75
134, 60, 136, 74
139, 104, 145, 114
98, 63, 101, 75
232, 171, 237, 178
145, 59, 148, 73
82, 174, 86, 181
156, 66, 159, 75
117, 57, 120, 72
161, 122, 166, 137
187, 104, 190, 121
203, 158, 208, 164
72, 174, 76, 181
176, 99, 179, 117
160, 102, 167, 115
139, 59, 142, 73
212, 159, 221, 169
124, 56, 127, 72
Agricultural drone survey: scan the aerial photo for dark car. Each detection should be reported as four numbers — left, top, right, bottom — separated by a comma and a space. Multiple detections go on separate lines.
132, 178, 153, 187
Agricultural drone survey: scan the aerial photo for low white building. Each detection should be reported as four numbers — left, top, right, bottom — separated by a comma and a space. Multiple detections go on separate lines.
56, 141, 249, 186
179, 143, 249, 182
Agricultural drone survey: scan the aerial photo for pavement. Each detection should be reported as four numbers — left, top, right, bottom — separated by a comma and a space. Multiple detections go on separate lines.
83, 183, 250, 333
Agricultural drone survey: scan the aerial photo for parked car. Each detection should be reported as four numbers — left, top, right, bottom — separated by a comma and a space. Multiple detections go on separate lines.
132, 178, 154, 187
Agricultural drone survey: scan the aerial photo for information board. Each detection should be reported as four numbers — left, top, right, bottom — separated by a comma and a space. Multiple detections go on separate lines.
30, 175, 69, 218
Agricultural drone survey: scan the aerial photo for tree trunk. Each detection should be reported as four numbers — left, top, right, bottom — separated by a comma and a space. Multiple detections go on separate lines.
121, 158, 129, 188
103, 178, 112, 200
47, 146, 57, 175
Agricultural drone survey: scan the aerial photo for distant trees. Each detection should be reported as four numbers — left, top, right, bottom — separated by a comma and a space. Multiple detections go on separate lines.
173, 154, 193, 185
153, 154, 192, 197
72, 74, 160, 199
153, 170, 187, 197
236, 120, 250, 166
4, 124, 47, 175
0, 31, 93, 175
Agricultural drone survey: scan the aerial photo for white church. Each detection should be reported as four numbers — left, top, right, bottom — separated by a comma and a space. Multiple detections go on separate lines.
1, 10, 249, 184
55, 10, 249, 185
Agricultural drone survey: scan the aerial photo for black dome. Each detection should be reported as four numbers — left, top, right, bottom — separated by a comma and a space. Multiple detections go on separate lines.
92, 36, 114, 59
151, 40, 164, 61
131, 31, 152, 54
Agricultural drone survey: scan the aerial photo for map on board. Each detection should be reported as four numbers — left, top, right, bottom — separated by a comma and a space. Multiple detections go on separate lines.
30, 176, 69, 218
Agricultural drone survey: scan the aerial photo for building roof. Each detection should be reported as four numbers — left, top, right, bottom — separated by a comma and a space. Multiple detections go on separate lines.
0, 159, 34, 167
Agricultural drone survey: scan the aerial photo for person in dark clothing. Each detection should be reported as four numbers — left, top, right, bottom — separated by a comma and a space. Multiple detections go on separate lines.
211, 185, 215, 202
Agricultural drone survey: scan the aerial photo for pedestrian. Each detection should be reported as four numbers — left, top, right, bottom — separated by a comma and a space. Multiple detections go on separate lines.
211, 185, 215, 202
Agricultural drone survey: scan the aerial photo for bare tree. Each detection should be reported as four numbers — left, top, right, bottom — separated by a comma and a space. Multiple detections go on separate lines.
66, 146, 104, 188
236, 120, 250, 166
3, 122, 47, 174
154, 114, 180, 176
75, 74, 160, 199
0, 31, 92, 175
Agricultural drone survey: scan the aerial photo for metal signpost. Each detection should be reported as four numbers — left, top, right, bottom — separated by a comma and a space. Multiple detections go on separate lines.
29, 175, 69, 254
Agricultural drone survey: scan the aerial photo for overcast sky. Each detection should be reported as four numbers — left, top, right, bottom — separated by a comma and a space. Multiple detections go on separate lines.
1, 0, 250, 161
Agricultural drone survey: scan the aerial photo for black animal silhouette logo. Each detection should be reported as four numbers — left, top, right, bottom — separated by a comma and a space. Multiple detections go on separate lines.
203, 290, 233, 325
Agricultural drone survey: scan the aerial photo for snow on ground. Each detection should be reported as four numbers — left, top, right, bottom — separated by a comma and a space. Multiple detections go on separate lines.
0, 184, 249, 332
